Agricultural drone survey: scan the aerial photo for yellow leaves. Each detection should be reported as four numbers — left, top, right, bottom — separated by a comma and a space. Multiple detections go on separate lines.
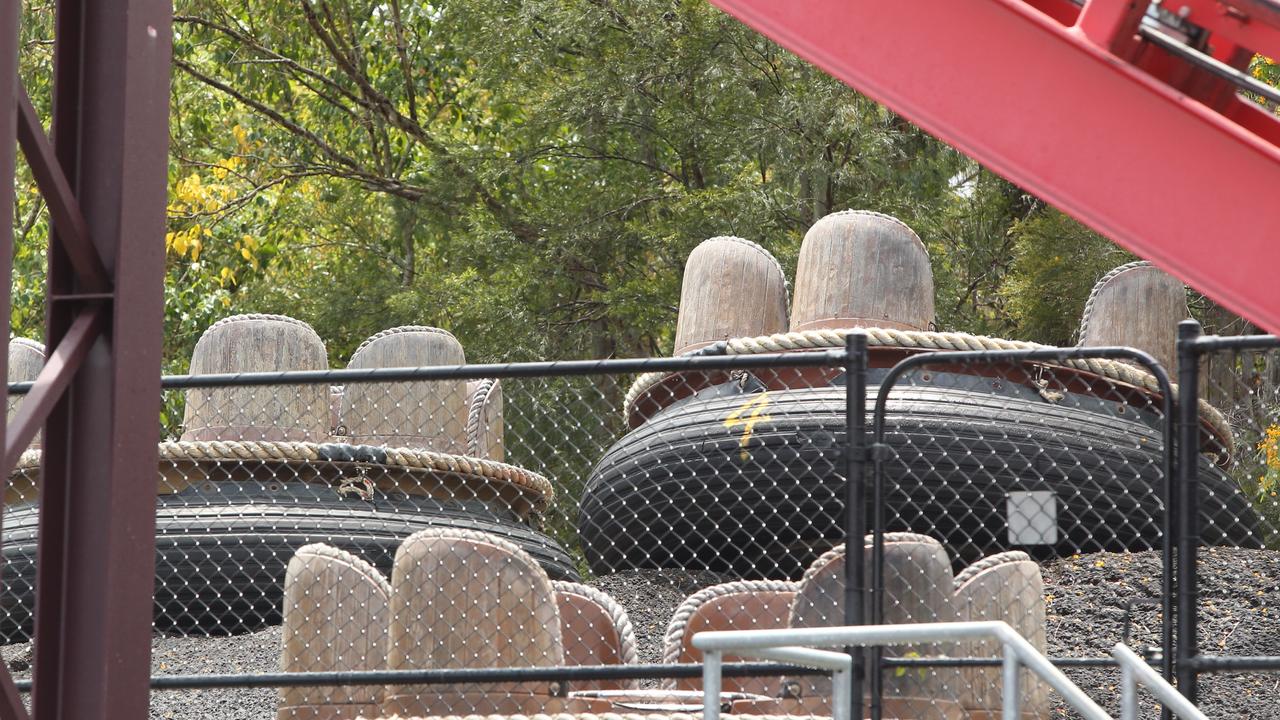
1257, 425, 1280, 469
166, 226, 204, 261
219, 266, 237, 287
1255, 425, 1280, 499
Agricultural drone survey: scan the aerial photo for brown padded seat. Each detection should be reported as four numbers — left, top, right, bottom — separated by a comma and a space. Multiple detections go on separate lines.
660, 580, 797, 695
182, 314, 330, 442
343, 326, 469, 453
790, 210, 934, 333
277, 544, 391, 720
383, 528, 610, 716
786, 534, 963, 720
953, 551, 1049, 720
553, 580, 639, 690
672, 236, 790, 356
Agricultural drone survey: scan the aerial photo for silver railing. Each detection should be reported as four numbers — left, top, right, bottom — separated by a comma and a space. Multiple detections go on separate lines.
693, 621, 1194, 720
1111, 643, 1207, 720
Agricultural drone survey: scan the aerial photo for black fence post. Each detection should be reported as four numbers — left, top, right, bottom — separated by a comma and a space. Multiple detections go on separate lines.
845, 331, 867, 720
1176, 319, 1203, 703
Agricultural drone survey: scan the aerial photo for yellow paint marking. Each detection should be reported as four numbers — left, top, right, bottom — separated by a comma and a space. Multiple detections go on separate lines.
724, 392, 772, 461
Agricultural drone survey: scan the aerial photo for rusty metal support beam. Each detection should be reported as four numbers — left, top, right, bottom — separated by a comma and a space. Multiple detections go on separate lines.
3, 307, 103, 471
0, 3, 28, 720
29, 1, 170, 719
14, 85, 107, 294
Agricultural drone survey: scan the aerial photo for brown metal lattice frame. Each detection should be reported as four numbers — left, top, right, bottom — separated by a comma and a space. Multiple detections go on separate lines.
2, 2, 171, 720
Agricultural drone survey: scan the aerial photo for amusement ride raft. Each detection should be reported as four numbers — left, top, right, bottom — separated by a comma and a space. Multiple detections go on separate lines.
579, 210, 1260, 578
0, 317, 575, 638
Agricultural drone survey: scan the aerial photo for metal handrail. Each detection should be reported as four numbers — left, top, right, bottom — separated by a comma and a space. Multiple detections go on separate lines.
1112, 644, 1207, 720
692, 621, 1111, 720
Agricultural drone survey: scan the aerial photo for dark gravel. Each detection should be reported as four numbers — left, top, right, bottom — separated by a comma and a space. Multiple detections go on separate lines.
3, 550, 1277, 718
1043, 547, 1280, 719
590, 569, 729, 665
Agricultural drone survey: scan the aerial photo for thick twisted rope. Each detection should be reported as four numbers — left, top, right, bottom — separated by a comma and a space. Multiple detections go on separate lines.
13, 441, 553, 510
952, 550, 1032, 591
201, 313, 322, 342
553, 580, 640, 671
623, 326, 1231, 445
467, 379, 501, 457
167, 440, 550, 506
9, 337, 44, 355
660, 579, 799, 667
353, 325, 459, 357
824, 209, 927, 253
291, 542, 392, 596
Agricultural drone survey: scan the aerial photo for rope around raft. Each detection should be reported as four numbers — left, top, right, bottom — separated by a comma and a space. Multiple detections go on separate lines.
623, 327, 1232, 448
9, 440, 554, 511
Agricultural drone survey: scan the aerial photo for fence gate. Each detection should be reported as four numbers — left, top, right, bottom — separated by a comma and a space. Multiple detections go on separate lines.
864, 344, 1187, 720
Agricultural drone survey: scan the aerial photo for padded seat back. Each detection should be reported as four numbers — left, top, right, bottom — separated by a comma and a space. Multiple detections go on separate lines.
953, 551, 1049, 719
789, 534, 962, 719
182, 314, 329, 442
383, 528, 565, 716
673, 236, 790, 355
790, 211, 934, 332
553, 580, 638, 690
8, 338, 44, 454
277, 544, 390, 720
342, 326, 468, 452
661, 580, 797, 694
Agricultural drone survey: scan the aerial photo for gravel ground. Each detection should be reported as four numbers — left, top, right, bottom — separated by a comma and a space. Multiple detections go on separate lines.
2, 549, 1276, 719
1042, 547, 1280, 719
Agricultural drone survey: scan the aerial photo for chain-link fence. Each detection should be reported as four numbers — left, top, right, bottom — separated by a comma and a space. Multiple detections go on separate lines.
1173, 325, 1280, 714
4, 325, 1278, 719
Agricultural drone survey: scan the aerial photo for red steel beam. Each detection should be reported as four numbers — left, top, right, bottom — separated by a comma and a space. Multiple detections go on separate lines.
14, 85, 108, 294
0, 4, 29, 720
4, 307, 104, 472
708, 0, 1280, 335
31, 1, 170, 719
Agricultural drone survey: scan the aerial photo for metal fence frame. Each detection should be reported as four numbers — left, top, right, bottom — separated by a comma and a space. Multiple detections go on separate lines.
14, 327, 1280, 716
868, 346, 1175, 720
1173, 320, 1280, 703
8, 346, 855, 698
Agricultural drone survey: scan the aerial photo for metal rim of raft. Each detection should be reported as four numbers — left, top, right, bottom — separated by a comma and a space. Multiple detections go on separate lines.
9, 440, 554, 512
622, 325, 1232, 449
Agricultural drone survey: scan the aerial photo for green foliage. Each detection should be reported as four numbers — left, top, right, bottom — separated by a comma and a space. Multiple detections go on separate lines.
1002, 209, 1135, 347
11, 0, 1147, 368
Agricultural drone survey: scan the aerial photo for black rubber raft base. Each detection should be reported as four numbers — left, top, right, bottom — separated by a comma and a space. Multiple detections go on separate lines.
0, 482, 577, 641
580, 383, 1261, 579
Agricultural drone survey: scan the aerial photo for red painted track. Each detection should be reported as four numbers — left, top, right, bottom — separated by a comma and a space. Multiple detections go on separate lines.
709, 0, 1280, 335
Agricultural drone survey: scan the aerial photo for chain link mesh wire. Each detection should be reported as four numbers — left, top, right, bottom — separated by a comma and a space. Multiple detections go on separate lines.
1185, 341, 1280, 715
869, 353, 1181, 720
3, 344, 1271, 719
